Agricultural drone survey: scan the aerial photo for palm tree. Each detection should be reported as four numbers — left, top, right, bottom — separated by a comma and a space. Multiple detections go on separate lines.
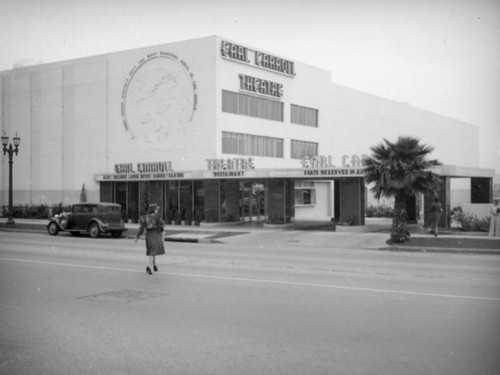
363, 137, 441, 243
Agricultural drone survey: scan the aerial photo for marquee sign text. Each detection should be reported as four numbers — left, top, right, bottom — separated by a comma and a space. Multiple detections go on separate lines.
301, 154, 368, 169
114, 161, 173, 174
206, 157, 255, 171
206, 157, 255, 178
300, 154, 367, 176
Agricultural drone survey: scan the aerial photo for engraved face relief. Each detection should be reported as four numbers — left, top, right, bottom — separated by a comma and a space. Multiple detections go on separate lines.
122, 54, 196, 151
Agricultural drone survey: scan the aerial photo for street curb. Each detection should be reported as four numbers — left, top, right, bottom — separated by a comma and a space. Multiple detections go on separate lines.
0, 227, 46, 234
164, 237, 217, 244
379, 246, 500, 255
2, 222, 499, 254
0, 225, 221, 244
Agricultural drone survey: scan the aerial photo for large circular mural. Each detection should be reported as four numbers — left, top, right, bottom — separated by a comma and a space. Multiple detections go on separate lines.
121, 52, 197, 150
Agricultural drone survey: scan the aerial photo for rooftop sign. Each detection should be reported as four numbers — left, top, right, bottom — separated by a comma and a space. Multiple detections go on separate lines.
238, 74, 283, 99
221, 40, 296, 77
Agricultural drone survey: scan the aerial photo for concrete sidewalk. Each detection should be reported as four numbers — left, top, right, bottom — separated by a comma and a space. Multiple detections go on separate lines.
1, 218, 499, 254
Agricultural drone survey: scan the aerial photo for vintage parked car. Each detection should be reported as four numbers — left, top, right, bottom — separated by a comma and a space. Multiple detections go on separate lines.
47, 202, 126, 238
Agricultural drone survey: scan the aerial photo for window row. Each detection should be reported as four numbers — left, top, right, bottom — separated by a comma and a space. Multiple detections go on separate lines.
222, 131, 284, 158
222, 90, 318, 127
290, 140, 318, 159
290, 104, 318, 127
222, 131, 318, 159
222, 90, 284, 121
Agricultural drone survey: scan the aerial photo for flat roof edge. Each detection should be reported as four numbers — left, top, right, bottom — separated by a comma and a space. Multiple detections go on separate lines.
431, 165, 495, 178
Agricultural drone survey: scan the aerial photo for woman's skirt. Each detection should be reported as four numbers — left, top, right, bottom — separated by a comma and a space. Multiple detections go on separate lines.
145, 229, 165, 256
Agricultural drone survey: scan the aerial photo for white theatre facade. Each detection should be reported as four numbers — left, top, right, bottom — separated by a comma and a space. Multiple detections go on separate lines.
0, 36, 494, 226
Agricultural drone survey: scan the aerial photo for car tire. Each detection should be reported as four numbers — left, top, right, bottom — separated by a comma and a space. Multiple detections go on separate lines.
89, 223, 100, 238
110, 231, 123, 238
47, 222, 59, 236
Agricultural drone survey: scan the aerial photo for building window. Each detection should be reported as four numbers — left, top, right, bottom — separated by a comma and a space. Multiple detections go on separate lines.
291, 139, 318, 159
295, 181, 316, 205
222, 131, 283, 158
222, 90, 284, 121
291, 104, 318, 127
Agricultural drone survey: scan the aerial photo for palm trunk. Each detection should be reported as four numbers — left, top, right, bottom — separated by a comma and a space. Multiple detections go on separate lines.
391, 193, 409, 243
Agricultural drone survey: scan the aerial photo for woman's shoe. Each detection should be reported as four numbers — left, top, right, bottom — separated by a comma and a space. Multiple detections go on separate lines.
153, 265, 158, 272
146, 267, 153, 275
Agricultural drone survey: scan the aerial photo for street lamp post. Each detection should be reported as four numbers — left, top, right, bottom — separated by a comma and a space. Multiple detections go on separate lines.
2, 131, 21, 227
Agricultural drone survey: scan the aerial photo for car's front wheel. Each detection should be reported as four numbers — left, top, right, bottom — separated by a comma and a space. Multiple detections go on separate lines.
88, 223, 100, 238
47, 222, 59, 236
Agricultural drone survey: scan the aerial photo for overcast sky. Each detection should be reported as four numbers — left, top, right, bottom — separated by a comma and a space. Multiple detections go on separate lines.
1, 0, 499, 171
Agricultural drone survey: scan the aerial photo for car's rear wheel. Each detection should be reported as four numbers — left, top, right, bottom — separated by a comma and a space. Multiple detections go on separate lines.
89, 223, 100, 238
47, 222, 59, 236
110, 231, 123, 238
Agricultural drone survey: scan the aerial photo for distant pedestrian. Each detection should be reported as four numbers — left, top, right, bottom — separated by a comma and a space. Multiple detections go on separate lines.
489, 197, 500, 237
135, 203, 165, 275
430, 197, 443, 237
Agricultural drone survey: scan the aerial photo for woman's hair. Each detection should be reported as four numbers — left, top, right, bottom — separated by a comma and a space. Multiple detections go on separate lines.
148, 203, 160, 214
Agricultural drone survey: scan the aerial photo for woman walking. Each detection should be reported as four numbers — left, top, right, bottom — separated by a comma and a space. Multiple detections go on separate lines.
429, 197, 443, 237
135, 203, 165, 275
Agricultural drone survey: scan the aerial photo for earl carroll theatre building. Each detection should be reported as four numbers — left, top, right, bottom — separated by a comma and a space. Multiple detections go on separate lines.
0, 36, 494, 227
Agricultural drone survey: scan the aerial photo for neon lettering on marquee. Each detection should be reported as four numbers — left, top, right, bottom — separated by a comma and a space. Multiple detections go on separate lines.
114, 163, 135, 174
301, 156, 335, 169
206, 158, 255, 171
341, 154, 368, 168
137, 161, 173, 173
301, 155, 368, 169
114, 161, 174, 174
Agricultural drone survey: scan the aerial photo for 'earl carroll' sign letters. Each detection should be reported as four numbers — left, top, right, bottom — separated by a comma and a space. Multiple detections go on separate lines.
221, 40, 296, 77
300, 154, 367, 177
114, 161, 173, 174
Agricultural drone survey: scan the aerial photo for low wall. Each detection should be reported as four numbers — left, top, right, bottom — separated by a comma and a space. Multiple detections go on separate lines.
460, 203, 491, 218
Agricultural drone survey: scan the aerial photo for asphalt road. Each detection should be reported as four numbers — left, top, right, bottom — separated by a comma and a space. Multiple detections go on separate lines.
1, 231, 499, 375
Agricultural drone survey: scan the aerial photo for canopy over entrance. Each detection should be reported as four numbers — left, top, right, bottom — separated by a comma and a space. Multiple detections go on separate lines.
424, 165, 495, 228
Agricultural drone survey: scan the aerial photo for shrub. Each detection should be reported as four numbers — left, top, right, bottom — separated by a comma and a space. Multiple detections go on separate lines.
1, 203, 71, 219
365, 204, 394, 218
450, 206, 490, 232
51, 203, 71, 216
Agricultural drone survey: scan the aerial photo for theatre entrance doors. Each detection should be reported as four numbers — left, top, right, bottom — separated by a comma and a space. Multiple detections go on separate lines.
239, 181, 267, 222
